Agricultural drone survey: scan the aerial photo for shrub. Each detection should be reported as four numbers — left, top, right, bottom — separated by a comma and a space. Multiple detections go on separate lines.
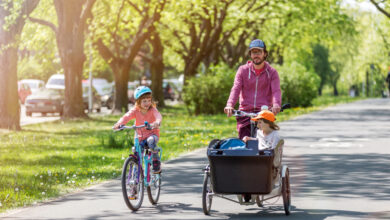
182, 64, 236, 115
276, 62, 320, 107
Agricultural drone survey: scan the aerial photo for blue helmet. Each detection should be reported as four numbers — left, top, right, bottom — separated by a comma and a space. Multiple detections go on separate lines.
134, 86, 152, 100
249, 39, 266, 51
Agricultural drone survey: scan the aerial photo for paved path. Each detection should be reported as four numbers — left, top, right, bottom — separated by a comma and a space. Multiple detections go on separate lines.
3, 98, 390, 219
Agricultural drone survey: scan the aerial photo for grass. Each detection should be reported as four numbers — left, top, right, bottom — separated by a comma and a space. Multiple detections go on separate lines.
0, 95, 362, 213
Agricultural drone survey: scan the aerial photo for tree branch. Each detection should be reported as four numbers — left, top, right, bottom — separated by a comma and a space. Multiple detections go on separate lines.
28, 17, 58, 34
369, 0, 390, 19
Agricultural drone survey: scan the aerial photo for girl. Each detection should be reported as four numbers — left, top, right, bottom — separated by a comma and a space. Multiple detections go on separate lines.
242, 110, 280, 150
114, 86, 162, 173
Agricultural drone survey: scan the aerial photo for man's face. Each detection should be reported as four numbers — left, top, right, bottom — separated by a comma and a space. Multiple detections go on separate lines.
250, 48, 266, 65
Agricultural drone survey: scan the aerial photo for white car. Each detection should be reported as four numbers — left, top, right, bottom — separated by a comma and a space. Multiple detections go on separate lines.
19, 79, 45, 94
46, 74, 65, 90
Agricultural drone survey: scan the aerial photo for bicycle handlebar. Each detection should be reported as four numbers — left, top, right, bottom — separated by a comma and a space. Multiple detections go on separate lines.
232, 103, 291, 118
112, 121, 153, 132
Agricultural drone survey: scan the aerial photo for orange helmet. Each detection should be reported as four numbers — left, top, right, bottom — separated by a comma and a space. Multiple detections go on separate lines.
251, 110, 275, 122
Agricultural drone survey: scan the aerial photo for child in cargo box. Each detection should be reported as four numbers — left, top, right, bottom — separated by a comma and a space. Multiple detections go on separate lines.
242, 110, 280, 150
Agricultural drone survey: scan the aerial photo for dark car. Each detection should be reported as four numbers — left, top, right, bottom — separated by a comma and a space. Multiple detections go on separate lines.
82, 83, 102, 112
25, 88, 64, 116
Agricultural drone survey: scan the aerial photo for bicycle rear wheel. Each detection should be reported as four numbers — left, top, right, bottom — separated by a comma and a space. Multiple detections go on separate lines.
202, 172, 212, 215
122, 157, 144, 211
147, 164, 161, 205
282, 168, 291, 215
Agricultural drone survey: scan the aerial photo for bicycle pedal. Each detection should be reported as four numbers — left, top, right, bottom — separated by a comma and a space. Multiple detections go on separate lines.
128, 196, 137, 200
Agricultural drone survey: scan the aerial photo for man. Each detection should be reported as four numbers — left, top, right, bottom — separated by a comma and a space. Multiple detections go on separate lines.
386, 67, 390, 97
224, 39, 281, 139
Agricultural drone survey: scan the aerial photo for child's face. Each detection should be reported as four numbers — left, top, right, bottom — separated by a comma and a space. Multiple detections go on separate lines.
257, 119, 269, 130
140, 97, 152, 110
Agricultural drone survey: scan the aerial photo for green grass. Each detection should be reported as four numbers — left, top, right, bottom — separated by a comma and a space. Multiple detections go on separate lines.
0, 95, 362, 213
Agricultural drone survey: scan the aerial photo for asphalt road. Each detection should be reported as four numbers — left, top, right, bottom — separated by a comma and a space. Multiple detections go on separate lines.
4, 98, 390, 220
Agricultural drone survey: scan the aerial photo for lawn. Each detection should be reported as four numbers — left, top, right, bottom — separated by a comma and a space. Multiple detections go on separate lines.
0, 95, 362, 213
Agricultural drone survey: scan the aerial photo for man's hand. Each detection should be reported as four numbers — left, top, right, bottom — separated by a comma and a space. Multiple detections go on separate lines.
271, 104, 281, 115
224, 106, 234, 117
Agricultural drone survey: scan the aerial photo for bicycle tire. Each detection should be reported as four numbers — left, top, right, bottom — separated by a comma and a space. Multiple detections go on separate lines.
282, 168, 291, 215
147, 161, 161, 205
121, 157, 144, 211
202, 172, 212, 215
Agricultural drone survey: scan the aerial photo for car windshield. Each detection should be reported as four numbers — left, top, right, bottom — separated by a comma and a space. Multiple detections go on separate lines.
35, 88, 63, 96
48, 78, 64, 86
25, 82, 39, 89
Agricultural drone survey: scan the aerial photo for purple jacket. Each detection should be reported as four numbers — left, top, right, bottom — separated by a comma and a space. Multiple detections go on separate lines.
226, 61, 281, 112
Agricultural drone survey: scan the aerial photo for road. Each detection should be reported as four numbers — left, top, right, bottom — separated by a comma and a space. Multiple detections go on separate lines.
4, 98, 390, 219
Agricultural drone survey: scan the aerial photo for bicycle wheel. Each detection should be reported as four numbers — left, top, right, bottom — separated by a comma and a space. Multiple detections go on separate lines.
282, 168, 291, 215
122, 157, 144, 211
202, 172, 212, 215
147, 163, 161, 205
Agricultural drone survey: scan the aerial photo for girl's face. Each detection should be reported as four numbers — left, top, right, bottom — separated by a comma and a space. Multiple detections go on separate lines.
257, 119, 269, 130
140, 97, 152, 110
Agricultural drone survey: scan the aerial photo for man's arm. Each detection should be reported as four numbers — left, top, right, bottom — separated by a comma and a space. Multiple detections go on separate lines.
225, 66, 243, 116
270, 70, 282, 115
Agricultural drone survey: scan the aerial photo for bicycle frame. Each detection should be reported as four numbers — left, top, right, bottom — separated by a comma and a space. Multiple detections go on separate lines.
129, 131, 162, 188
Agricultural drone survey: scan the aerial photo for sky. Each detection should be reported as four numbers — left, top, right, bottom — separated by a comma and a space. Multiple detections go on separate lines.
342, 0, 379, 13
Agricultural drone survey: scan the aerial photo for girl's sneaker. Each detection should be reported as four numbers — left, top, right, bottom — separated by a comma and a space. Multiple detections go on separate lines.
152, 160, 161, 174
129, 187, 137, 200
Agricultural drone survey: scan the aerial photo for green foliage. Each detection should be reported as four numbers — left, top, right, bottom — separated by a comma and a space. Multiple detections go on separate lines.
277, 61, 320, 107
182, 64, 235, 114
100, 131, 133, 149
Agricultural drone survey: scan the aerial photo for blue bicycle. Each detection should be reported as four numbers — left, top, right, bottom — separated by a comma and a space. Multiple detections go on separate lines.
114, 121, 162, 211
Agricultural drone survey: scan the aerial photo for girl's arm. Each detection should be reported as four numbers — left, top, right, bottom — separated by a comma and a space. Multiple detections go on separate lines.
114, 108, 136, 128
242, 136, 256, 142
150, 107, 162, 128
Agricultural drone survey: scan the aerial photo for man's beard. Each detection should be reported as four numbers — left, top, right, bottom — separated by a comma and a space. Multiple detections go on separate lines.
252, 57, 265, 65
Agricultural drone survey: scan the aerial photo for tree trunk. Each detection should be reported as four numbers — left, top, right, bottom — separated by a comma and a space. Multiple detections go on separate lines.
150, 32, 165, 107
112, 65, 130, 114
54, 0, 95, 118
0, 0, 39, 130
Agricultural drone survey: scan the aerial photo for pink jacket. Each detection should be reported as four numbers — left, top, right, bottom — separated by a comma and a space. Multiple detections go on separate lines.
226, 61, 281, 112
116, 107, 162, 141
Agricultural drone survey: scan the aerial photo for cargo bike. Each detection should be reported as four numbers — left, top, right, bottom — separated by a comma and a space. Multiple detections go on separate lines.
202, 106, 291, 215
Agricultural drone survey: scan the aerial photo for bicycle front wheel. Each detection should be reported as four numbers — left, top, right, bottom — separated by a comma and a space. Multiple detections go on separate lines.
122, 157, 144, 211
147, 164, 161, 204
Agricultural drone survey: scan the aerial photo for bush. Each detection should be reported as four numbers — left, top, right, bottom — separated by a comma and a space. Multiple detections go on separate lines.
277, 62, 320, 107
182, 64, 236, 115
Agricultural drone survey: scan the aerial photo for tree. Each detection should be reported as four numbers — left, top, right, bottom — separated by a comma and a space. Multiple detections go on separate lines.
91, 0, 166, 113
0, 0, 39, 130
369, 0, 390, 19
164, 0, 234, 83
312, 44, 331, 96
29, 0, 96, 118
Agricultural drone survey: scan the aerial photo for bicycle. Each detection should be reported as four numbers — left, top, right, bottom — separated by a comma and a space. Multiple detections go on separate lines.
113, 121, 162, 211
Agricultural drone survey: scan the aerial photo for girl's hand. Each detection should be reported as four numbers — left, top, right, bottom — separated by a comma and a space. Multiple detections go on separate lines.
113, 123, 121, 129
150, 122, 160, 129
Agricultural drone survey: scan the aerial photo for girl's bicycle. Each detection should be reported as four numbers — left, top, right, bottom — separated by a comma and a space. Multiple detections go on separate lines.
113, 122, 162, 211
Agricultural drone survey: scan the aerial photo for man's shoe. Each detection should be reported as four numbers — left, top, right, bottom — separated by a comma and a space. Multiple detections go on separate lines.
129, 187, 137, 200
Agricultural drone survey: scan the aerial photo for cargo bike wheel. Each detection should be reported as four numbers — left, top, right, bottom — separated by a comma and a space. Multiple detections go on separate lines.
202, 168, 213, 215
282, 167, 291, 215
122, 157, 144, 211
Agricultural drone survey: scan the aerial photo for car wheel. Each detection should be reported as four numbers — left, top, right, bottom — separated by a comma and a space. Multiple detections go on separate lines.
26, 112, 32, 117
42, 112, 46, 116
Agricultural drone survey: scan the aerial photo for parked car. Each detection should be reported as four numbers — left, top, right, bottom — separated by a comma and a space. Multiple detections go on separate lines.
18, 81, 32, 104
46, 74, 65, 89
25, 88, 64, 116
82, 82, 102, 112
19, 79, 45, 94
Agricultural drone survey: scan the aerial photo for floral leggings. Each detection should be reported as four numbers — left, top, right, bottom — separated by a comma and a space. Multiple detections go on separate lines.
140, 135, 160, 160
